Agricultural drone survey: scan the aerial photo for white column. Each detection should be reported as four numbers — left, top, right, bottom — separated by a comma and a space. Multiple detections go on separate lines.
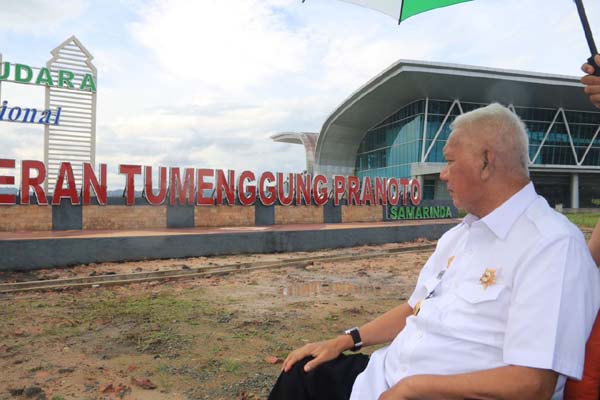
571, 173, 579, 209
421, 97, 429, 162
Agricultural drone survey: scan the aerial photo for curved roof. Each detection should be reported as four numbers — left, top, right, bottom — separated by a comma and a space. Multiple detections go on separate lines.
314, 60, 593, 177
271, 131, 319, 174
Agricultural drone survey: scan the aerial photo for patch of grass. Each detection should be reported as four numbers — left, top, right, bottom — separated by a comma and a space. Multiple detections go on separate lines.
324, 313, 339, 321
232, 331, 253, 340
133, 329, 192, 354
565, 212, 600, 229
222, 359, 242, 373
85, 292, 202, 325
51, 396, 66, 400
154, 370, 173, 392
42, 324, 82, 338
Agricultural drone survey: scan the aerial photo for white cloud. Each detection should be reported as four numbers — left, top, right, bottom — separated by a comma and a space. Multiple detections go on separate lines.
129, 0, 309, 92
0, 0, 86, 34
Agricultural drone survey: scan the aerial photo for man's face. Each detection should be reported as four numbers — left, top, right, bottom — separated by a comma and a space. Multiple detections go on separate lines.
440, 130, 484, 213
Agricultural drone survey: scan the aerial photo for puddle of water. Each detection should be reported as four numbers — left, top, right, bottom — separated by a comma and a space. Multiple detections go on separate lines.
282, 282, 383, 297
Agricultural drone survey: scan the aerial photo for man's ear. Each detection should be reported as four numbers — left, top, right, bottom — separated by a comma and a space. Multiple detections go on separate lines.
480, 150, 494, 180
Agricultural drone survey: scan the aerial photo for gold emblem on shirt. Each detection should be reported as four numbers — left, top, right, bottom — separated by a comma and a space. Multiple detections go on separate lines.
413, 300, 422, 316
447, 256, 455, 269
479, 268, 497, 289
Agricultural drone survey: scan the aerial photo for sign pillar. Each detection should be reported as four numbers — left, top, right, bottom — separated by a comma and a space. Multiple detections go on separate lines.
44, 36, 97, 192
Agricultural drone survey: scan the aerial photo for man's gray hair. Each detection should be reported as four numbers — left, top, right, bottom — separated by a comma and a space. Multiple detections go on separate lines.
450, 103, 530, 179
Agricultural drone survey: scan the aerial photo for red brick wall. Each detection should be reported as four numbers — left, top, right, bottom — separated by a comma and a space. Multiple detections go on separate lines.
195, 206, 255, 228
341, 205, 383, 223
83, 206, 167, 230
274, 206, 323, 225
0, 206, 52, 231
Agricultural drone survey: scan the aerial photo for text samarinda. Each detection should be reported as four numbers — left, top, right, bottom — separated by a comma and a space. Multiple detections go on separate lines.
0, 62, 96, 92
0, 159, 422, 207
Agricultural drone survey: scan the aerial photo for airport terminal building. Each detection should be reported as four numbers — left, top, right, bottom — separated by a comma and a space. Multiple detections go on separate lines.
275, 60, 600, 208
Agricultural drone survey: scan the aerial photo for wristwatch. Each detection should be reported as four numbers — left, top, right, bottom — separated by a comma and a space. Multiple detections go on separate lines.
344, 327, 363, 351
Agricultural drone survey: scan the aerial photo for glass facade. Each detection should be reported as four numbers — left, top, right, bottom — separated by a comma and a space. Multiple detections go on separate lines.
355, 100, 425, 179
355, 99, 600, 181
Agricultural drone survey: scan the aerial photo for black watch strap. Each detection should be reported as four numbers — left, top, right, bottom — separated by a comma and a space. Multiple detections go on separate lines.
344, 327, 362, 351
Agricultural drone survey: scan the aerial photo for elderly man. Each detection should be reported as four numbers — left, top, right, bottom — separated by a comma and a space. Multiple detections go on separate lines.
269, 103, 600, 400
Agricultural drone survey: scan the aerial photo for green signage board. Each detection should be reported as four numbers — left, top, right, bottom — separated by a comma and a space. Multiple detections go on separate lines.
387, 205, 454, 220
0, 62, 96, 92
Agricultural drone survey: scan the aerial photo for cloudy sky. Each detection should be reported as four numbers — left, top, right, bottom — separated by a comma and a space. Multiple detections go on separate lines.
0, 0, 598, 189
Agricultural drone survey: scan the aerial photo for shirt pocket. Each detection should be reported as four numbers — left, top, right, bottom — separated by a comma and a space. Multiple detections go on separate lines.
440, 281, 509, 346
455, 281, 505, 304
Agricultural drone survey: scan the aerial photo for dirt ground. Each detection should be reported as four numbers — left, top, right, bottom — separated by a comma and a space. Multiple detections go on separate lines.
0, 240, 434, 400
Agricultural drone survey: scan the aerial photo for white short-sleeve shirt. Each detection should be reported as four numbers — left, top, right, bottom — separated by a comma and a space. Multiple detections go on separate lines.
350, 183, 600, 400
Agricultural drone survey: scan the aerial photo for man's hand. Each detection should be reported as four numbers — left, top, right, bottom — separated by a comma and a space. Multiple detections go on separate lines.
375, 366, 557, 400
581, 54, 600, 109
281, 335, 352, 373
377, 377, 414, 400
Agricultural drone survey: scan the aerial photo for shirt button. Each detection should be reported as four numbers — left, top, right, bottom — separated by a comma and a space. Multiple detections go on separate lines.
399, 366, 408, 373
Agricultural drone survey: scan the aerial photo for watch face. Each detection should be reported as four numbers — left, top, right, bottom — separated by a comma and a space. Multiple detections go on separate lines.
345, 327, 361, 350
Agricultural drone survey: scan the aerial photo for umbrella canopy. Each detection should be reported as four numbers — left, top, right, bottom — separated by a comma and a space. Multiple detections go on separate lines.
303, 0, 472, 23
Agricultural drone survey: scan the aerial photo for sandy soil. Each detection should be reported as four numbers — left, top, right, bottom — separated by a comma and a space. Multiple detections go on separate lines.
0, 241, 434, 400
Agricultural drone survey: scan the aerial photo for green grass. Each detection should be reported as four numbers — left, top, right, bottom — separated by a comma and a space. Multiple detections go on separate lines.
565, 213, 600, 229
222, 359, 242, 373
14, 290, 212, 358
86, 292, 202, 324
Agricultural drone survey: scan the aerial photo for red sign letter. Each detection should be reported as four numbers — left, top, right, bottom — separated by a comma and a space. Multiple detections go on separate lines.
21, 160, 48, 205
170, 167, 195, 206
296, 174, 311, 206
388, 179, 399, 206
333, 176, 346, 206
259, 172, 276, 206
238, 171, 256, 206
83, 163, 107, 205
0, 159, 16, 205
399, 178, 410, 206
143, 166, 167, 205
410, 178, 422, 206
197, 169, 214, 206
52, 162, 80, 205
277, 173, 294, 206
360, 176, 374, 206
313, 175, 328, 206
216, 170, 235, 205
119, 164, 142, 206
375, 177, 387, 206
347, 176, 360, 206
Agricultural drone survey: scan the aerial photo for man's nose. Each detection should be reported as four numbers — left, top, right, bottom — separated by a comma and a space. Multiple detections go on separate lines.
440, 166, 448, 181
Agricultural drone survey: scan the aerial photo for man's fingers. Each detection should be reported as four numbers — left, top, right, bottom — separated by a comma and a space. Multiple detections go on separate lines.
584, 85, 600, 95
581, 74, 600, 85
303, 354, 323, 372
582, 63, 595, 74
282, 352, 301, 372
582, 55, 600, 75
282, 345, 315, 372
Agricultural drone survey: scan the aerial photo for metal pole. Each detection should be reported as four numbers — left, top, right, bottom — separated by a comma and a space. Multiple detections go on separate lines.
574, 0, 600, 76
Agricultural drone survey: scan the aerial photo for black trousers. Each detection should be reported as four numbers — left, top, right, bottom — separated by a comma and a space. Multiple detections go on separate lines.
268, 354, 370, 400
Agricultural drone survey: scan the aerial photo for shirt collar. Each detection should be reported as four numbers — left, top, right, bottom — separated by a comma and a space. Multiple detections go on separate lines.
463, 182, 538, 240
